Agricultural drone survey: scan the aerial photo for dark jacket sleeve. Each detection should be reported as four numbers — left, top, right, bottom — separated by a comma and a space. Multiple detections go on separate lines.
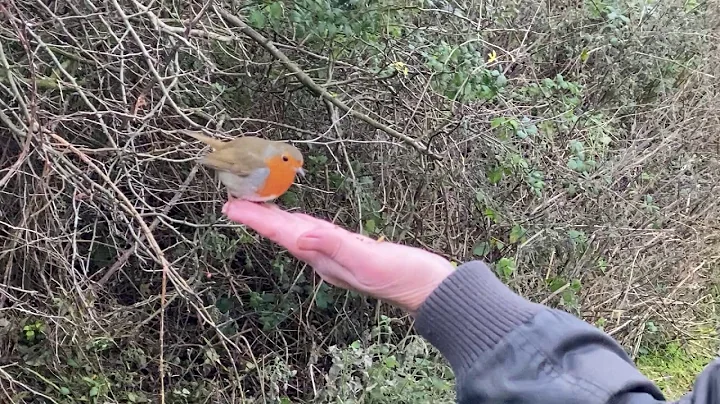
413, 260, 720, 404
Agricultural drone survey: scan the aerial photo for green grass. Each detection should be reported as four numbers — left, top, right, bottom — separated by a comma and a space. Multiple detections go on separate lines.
636, 326, 718, 400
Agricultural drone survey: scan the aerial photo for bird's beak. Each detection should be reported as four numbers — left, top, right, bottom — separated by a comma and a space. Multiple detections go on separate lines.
296, 167, 305, 177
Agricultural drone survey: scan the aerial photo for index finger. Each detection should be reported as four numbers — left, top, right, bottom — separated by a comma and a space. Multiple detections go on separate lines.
223, 201, 290, 243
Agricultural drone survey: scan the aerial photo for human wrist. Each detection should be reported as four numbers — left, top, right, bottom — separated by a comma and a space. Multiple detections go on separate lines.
413, 261, 543, 373
403, 258, 455, 314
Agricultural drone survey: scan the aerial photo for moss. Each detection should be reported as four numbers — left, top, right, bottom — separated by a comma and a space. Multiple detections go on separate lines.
636, 326, 717, 400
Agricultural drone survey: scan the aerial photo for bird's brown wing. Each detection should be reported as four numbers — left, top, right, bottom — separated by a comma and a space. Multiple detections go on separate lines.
198, 140, 267, 178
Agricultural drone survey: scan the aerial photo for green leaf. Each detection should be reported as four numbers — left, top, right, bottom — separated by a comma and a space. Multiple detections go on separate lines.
383, 355, 398, 368
463, 82, 474, 97
327, 23, 337, 37
487, 167, 503, 184
128, 392, 138, 402
473, 241, 491, 257
496, 257, 516, 279
490, 117, 506, 128
484, 208, 498, 222
364, 219, 376, 234
89, 386, 99, 397
279, 189, 300, 206
509, 225, 526, 244
248, 9, 266, 28
568, 229, 587, 245
580, 49, 590, 62
495, 73, 507, 87
268, 2, 283, 20
567, 157, 585, 172
569, 139, 584, 154
548, 277, 568, 292
215, 297, 232, 314
315, 287, 331, 309
524, 123, 538, 136
289, 9, 302, 23
60, 387, 70, 396
475, 190, 487, 205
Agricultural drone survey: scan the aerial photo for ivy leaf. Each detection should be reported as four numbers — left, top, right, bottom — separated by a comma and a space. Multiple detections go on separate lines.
315, 286, 331, 309
473, 241, 491, 257
248, 9, 266, 28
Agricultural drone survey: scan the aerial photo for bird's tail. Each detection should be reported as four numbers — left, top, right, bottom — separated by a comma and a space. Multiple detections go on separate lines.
181, 130, 226, 150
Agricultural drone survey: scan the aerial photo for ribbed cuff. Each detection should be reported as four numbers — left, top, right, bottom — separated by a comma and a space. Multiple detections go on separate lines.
414, 260, 542, 374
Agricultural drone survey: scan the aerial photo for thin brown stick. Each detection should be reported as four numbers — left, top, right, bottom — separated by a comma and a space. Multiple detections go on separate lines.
92, 165, 200, 288
44, 131, 171, 404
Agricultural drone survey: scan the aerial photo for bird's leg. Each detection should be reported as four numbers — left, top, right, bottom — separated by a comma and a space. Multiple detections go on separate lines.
221, 191, 234, 215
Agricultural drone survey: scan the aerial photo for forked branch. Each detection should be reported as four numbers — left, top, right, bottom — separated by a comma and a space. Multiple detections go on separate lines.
215, 6, 443, 160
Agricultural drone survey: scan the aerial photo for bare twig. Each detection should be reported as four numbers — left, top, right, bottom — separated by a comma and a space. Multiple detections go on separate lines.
215, 6, 444, 160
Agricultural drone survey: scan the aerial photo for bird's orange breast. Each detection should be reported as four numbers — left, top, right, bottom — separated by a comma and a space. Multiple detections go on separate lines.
254, 155, 299, 198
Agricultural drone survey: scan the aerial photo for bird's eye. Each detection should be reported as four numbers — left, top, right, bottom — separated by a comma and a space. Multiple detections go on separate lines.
282, 155, 289, 162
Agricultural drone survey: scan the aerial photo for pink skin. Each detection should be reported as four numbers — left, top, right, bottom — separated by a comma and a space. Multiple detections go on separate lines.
222, 200, 455, 314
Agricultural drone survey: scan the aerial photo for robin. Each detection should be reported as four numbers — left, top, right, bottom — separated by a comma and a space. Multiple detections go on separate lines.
184, 131, 305, 202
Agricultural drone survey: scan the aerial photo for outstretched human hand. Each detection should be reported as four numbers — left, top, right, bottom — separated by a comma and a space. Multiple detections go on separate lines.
223, 200, 455, 314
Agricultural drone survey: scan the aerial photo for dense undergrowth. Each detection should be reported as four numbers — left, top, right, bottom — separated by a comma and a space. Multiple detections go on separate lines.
1, 0, 719, 402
